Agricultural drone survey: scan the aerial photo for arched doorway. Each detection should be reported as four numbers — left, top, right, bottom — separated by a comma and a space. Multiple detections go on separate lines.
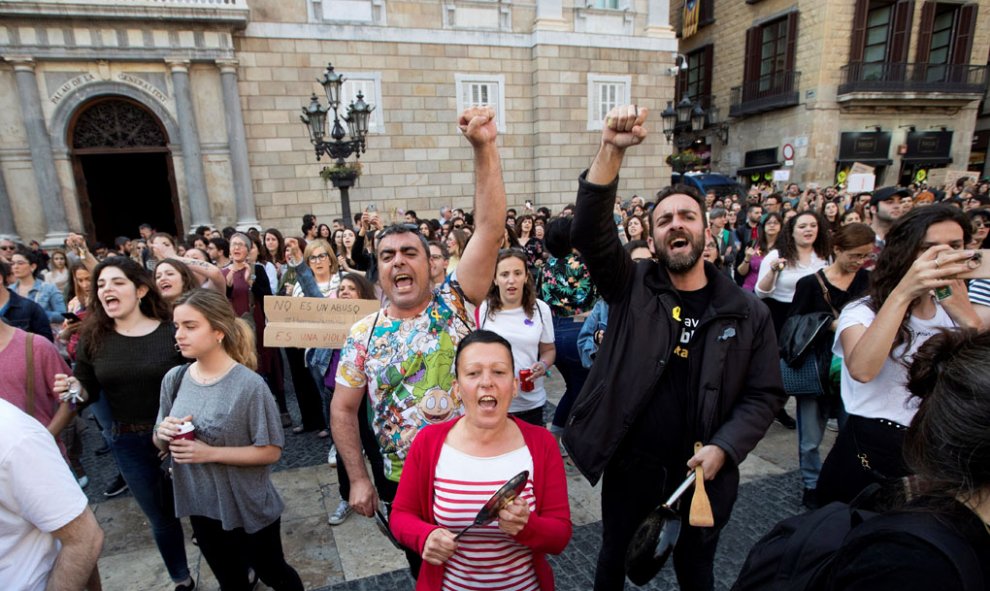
70, 97, 182, 246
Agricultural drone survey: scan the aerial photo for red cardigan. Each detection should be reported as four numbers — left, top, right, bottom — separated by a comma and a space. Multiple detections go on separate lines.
390, 416, 572, 590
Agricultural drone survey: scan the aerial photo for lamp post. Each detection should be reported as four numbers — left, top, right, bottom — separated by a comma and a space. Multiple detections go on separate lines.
300, 62, 374, 224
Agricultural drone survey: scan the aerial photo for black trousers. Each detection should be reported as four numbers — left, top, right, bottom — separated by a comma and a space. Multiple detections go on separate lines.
284, 347, 326, 431
594, 454, 722, 591
190, 516, 303, 591
510, 404, 546, 427
817, 414, 909, 506
379, 478, 423, 580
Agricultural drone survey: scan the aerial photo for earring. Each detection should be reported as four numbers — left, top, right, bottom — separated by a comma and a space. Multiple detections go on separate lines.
174, 343, 180, 352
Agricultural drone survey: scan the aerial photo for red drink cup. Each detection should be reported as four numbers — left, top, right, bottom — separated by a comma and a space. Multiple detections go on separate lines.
519, 369, 534, 392
173, 421, 196, 441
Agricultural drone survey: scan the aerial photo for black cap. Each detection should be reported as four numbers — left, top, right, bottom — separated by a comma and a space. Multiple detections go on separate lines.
870, 186, 911, 207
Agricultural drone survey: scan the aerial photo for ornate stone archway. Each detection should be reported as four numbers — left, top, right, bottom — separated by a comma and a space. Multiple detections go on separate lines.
68, 96, 183, 243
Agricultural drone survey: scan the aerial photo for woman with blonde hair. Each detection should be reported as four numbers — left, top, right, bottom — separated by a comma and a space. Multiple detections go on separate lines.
155, 289, 303, 591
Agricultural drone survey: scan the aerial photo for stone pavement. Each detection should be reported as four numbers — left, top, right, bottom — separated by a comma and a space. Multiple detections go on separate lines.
79, 369, 827, 591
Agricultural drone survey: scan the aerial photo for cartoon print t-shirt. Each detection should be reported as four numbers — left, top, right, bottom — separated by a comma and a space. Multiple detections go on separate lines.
336, 276, 475, 482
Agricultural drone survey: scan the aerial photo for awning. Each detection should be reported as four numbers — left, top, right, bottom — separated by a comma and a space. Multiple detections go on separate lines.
835, 158, 893, 166
736, 162, 783, 176
901, 157, 953, 166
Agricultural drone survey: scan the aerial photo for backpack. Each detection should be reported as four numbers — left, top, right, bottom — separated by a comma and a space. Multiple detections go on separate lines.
731, 487, 984, 591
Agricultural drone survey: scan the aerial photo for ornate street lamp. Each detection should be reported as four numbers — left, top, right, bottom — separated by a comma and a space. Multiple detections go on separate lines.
676, 97, 694, 126
661, 101, 678, 142
691, 102, 706, 132
300, 62, 375, 224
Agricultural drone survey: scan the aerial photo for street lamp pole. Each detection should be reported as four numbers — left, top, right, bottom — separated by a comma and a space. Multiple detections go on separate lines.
300, 62, 374, 224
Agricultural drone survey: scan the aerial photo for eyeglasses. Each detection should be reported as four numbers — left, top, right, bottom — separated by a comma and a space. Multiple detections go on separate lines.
844, 252, 873, 261
973, 222, 986, 229
0, 245, 14, 251
308, 253, 330, 263
429, 254, 446, 261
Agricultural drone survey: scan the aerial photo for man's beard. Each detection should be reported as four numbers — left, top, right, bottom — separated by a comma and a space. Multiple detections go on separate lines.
658, 230, 706, 273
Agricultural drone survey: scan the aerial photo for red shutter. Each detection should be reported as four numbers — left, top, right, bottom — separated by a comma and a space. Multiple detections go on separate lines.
784, 11, 799, 75
890, 0, 914, 64
951, 3, 978, 65
744, 26, 762, 84
702, 44, 714, 101
849, 0, 870, 63
915, 1, 936, 62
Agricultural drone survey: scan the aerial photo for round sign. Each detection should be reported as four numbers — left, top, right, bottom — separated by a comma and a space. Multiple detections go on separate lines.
782, 143, 795, 160
915, 169, 927, 183
837, 170, 848, 184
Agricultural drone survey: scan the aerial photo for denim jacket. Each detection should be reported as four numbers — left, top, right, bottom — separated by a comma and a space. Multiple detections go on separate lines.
288, 261, 334, 378
9, 280, 66, 324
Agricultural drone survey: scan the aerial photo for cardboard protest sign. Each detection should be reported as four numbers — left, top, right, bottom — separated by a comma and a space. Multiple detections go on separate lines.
846, 173, 875, 193
263, 296, 380, 348
849, 162, 875, 176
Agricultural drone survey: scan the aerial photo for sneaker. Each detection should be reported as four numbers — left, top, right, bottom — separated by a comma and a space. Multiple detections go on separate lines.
328, 500, 352, 526
104, 474, 128, 497
77, 475, 89, 489
826, 418, 839, 432
328, 444, 338, 467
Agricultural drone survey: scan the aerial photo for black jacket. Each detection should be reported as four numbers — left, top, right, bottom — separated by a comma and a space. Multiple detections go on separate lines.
1, 289, 53, 342
563, 172, 785, 501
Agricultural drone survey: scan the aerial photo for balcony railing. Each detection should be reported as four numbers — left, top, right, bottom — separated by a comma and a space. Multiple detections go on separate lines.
0, 0, 250, 26
729, 71, 800, 118
839, 62, 988, 96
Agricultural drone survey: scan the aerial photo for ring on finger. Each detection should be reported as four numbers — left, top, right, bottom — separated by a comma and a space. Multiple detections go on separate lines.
934, 258, 941, 269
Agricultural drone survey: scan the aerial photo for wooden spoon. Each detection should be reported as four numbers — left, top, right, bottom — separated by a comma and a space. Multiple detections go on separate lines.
689, 441, 715, 527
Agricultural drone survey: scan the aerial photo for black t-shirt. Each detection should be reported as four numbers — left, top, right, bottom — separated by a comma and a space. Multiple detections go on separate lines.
624, 283, 713, 466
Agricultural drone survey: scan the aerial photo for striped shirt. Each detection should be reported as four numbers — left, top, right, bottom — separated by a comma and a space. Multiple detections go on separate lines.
969, 279, 990, 308
434, 444, 538, 591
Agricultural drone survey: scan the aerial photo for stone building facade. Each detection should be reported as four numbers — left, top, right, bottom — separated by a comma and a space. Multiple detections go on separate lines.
0, 0, 677, 245
670, 0, 989, 189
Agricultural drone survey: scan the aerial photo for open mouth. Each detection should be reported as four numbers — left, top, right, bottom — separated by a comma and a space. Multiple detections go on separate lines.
159, 282, 173, 293
668, 236, 690, 252
103, 295, 120, 312
478, 395, 498, 410
393, 274, 414, 290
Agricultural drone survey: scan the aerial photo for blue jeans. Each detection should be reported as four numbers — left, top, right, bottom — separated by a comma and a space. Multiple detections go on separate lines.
90, 393, 113, 446
796, 395, 848, 490
551, 316, 591, 430
110, 428, 190, 583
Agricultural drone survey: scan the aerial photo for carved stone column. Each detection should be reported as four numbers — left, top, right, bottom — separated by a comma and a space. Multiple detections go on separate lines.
217, 60, 260, 230
167, 59, 212, 227
9, 57, 69, 245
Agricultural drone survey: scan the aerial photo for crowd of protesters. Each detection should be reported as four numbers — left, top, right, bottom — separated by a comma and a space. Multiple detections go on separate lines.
3, 103, 990, 591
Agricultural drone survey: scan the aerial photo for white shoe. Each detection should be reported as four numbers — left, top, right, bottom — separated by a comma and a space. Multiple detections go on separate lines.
328, 444, 337, 467
77, 475, 89, 489
328, 500, 352, 525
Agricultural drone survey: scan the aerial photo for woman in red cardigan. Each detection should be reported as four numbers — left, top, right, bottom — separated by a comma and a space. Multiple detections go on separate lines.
390, 330, 572, 590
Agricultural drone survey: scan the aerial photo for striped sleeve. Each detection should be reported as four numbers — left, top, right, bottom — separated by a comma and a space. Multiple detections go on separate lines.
969, 279, 990, 307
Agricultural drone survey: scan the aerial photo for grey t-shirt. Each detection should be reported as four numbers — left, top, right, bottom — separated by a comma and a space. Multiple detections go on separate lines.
158, 364, 285, 534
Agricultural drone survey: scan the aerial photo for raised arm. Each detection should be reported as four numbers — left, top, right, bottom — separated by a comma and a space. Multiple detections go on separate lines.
453, 106, 506, 306
175, 255, 225, 293
572, 104, 649, 304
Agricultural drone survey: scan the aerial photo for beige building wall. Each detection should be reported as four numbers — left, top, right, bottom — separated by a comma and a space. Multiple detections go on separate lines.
0, 0, 678, 242
672, 0, 990, 188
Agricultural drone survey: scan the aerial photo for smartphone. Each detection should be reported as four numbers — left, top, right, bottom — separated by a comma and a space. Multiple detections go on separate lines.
62, 312, 81, 323
366, 203, 377, 212
958, 250, 990, 279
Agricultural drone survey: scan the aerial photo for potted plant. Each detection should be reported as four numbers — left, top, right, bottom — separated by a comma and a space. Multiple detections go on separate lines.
320, 161, 362, 187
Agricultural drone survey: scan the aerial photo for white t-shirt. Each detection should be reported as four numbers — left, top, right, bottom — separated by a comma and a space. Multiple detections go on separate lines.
755, 250, 827, 303
0, 399, 88, 591
833, 298, 956, 426
477, 300, 555, 412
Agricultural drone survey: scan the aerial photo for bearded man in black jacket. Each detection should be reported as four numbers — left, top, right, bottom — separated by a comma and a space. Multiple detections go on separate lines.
563, 105, 785, 591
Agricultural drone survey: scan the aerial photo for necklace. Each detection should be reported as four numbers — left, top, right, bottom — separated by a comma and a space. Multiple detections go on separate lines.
193, 361, 236, 385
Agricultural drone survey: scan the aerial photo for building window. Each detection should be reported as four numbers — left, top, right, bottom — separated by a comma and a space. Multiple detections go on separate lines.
848, 0, 913, 83
587, 74, 631, 130
916, 2, 978, 83
340, 73, 384, 134
455, 74, 506, 133
742, 12, 798, 101
678, 45, 713, 105
313, 0, 386, 24
592, 0, 620, 9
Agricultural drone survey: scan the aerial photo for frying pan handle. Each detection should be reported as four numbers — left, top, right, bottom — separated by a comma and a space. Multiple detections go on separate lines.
664, 472, 697, 506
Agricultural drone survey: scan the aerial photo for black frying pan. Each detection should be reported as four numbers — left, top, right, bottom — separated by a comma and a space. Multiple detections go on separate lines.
455, 470, 530, 540
625, 472, 697, 585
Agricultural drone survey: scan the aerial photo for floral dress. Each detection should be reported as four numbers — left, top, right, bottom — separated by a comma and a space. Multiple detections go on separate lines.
540, 253, 597, 317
